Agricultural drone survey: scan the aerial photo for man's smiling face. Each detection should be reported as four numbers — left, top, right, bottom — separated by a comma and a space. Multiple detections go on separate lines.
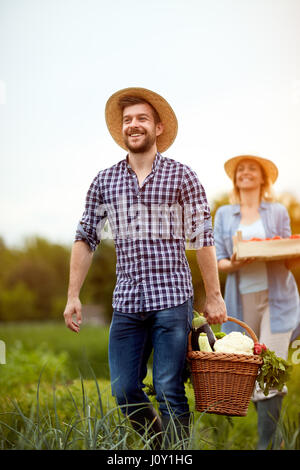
121, 102, 163, 153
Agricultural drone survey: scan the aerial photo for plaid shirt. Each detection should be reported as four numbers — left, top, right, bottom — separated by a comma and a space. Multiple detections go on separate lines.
75, 152, 214, 313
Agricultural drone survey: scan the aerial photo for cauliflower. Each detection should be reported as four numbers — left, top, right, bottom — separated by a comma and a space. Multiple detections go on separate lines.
213, 331, 254, 355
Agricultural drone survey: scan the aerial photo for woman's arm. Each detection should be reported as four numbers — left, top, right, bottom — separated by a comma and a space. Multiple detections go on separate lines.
218, 252, 256, 273
214, 207, 255, 273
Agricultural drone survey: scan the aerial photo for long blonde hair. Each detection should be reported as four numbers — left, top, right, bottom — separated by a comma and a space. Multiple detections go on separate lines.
229, 162, 276, 204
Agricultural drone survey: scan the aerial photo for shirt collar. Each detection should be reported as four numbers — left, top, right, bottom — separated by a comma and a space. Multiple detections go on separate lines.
151, 152, 163, 172
232, 200, 268, 215
125, 151, 163, 174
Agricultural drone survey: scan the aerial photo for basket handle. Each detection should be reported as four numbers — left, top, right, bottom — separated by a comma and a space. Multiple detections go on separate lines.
187, 316, 259, 354
226, 316, 259, 343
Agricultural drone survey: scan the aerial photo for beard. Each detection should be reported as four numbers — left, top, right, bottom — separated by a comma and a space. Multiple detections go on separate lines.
123, 127, 156, 153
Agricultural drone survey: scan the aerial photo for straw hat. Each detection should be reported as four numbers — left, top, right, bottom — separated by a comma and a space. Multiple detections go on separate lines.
105, 87, 178, 153
224, 155, 278, 184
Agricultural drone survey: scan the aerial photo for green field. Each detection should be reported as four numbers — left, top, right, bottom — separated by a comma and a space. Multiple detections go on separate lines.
0, 322, 299, 450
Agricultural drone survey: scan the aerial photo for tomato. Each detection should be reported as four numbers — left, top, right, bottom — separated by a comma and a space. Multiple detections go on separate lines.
290, 234, 300, 239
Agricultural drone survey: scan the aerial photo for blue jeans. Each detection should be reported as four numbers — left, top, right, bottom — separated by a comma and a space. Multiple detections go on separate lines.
108, 297, 194, 417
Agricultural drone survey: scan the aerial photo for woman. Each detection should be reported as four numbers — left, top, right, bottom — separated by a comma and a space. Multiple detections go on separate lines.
214, 154, 300, 450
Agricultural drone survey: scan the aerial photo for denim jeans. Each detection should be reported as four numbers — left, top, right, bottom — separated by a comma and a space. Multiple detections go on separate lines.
108, 297, 194, 417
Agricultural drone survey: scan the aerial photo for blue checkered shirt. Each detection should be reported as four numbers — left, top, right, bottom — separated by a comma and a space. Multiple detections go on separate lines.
75, 152, 214, 313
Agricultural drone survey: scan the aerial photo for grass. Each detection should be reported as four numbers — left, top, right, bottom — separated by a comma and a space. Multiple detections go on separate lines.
0, 321, 111, 380
0, 321, 299, 450
0, 368, 255, 450
0, 374, 136, 450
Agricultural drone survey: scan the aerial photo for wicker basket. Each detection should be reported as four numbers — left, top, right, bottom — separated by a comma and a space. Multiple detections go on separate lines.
187, 316, 263, 416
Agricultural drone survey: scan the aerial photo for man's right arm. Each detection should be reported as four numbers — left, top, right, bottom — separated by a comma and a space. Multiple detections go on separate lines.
63, 240, 94, 333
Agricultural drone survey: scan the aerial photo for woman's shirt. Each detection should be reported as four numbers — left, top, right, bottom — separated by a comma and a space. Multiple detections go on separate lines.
238, 218, 268, 294
214, 202, 300, 336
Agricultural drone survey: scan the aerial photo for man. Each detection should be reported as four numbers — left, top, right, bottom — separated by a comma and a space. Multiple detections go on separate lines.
63, 87, 227, 449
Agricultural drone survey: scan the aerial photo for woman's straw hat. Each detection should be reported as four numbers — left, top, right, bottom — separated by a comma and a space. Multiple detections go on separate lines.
224, 155, 278, 184
105, 87, 178, 153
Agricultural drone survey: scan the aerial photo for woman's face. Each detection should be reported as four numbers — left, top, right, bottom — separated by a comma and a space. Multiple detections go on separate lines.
235, 159, 264, 191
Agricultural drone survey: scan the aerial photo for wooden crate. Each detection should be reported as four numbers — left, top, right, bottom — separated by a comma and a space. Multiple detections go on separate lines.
233, 231, 300, 261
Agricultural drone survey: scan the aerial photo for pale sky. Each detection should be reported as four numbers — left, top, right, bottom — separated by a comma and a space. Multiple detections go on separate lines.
1, 0, 300, 247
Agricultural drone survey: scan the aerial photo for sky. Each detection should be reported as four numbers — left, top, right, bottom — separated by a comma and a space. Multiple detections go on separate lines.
1, 0, 300, 248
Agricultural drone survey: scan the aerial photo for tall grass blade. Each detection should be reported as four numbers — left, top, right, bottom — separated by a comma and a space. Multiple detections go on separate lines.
88, 362, 104, 419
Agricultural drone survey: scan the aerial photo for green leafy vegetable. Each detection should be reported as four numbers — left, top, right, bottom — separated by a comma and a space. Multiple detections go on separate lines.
215, 332, 226, 340
256, 348, 292, 396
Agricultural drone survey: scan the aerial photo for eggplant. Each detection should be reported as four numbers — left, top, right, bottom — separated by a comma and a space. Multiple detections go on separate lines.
191, 310, 216, 351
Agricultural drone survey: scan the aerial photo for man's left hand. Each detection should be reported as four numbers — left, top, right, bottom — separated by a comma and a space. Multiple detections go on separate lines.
203, 293, 228, 325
